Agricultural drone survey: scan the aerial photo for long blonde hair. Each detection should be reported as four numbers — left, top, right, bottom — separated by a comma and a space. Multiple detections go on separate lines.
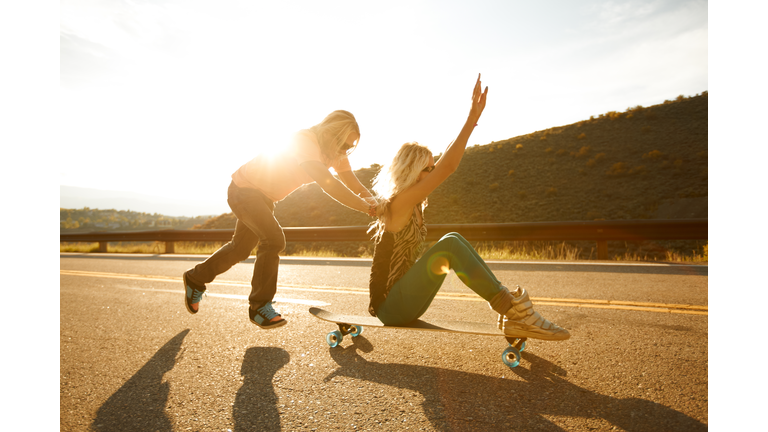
368, 142, 432, 239
308, 110, 360, 164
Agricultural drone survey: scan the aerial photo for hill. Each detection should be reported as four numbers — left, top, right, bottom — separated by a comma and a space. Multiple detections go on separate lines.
191, 92, 707, 259
272, 92, 707, 227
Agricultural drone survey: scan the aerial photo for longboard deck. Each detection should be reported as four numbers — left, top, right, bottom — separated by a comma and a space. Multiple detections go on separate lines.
309, 307, 504, 337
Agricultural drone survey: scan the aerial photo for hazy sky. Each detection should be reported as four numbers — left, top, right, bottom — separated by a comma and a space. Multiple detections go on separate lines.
60, 0, 708, 205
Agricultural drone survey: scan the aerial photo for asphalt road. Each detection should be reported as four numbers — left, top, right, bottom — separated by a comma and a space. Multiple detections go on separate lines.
60, 253, 708, 431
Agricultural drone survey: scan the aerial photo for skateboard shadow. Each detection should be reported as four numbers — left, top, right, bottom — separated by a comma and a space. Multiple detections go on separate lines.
233, 347, 290, 432
91, 329, 190, 432
324, 336, 706, 432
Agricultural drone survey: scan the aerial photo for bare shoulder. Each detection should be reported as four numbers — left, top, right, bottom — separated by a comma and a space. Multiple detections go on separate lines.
383, 197, 412, 233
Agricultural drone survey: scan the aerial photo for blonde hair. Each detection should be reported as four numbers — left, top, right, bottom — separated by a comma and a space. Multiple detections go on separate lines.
368, 142, 432, 239
308, 110, 360, 164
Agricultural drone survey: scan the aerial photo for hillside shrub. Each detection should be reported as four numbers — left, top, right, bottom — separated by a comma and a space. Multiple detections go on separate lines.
489, 183, 499, 191
507, 170, 515, 176
595, 153, 606, 161
577, 133, 587, 140
518, 191, 527, 199
628, 165, 647, 175
573, 146, 591, 158
643, 150, 663, 160
516, 144, 523, 149
645, 110, 657, 119
545, 148, 553, 153
545, 187, 557, 197
606, 162, 628, 176
556, 149, 568, 156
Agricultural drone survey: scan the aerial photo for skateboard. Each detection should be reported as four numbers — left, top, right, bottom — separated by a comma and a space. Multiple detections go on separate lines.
309, 307, 528, 368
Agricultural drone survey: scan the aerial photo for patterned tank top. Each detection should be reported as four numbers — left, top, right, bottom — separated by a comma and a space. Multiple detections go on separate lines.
368, 206, 427, 316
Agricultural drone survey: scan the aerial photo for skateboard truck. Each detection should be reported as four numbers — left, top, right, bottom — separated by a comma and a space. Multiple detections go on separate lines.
326, 323, 365, 348
502, 337, 527, 368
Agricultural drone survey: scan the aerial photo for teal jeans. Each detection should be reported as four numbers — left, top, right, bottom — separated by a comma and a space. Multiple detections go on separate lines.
376, 232, 506, 325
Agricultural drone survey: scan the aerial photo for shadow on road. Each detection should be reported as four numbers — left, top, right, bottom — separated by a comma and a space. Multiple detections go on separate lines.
233, 347, 290, 432
324, 336, 706, 431
91, 329, 189, 432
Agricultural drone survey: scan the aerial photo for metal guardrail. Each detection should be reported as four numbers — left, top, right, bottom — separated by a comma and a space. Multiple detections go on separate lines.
60, 219, 707, 260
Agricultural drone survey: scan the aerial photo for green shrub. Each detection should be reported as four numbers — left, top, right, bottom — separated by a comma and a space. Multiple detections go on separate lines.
643, 150, 663, 160
628, 165, 647, 175
606, 162, 628, 176
573, 146, 590, 158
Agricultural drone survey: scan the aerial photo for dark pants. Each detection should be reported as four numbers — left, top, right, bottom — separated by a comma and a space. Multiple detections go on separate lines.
186, 181, 286, 307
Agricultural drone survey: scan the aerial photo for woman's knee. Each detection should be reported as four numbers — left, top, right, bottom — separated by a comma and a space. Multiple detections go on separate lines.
439, 232, 467, 243
436, 232, 465, 249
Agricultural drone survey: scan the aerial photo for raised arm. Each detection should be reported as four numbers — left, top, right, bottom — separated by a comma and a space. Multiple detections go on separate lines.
394, 74, 488, 208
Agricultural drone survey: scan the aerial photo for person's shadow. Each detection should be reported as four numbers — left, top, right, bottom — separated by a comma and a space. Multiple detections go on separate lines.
325, 336, 706, 431
91, 329, 190, 431
233, 347, 290, 432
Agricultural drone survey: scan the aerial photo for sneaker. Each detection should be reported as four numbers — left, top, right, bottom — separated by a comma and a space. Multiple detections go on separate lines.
249, 301, 287, 329
503, 286, 570, 341
183, 271, 206, 314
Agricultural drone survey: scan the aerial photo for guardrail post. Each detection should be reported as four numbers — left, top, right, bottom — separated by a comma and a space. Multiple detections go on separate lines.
597, 240, 608, 260
165, 242, 175, 254
99, 242, 108, 253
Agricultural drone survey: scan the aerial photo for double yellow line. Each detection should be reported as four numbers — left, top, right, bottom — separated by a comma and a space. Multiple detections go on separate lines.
60, 270, 707, 316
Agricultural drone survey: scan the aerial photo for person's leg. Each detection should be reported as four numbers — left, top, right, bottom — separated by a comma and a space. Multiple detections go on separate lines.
184, 183, 261, 313
186, 219, 260, 287
376, 232, 508, 325
445, 232, 501, 285
219, 186, 286, 328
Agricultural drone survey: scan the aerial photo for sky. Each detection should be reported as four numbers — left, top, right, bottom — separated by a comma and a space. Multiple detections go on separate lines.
59, 0, 708, 209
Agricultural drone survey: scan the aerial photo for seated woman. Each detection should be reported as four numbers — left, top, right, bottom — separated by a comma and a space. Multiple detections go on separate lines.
367, 75, 569, 340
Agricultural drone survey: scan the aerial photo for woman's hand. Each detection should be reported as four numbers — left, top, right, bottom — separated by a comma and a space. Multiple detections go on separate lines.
469, 73, 488, 122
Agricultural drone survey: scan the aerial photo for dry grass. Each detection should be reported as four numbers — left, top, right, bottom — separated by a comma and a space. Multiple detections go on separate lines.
60, 241, 707, 263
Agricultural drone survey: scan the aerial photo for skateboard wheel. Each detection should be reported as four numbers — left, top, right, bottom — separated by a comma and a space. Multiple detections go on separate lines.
350, 325, 363, 337
502, 346, 521, 368
326, 330, 343, 348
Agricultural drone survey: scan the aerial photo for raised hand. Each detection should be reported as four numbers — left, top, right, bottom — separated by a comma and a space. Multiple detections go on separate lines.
469, 73, 488, 121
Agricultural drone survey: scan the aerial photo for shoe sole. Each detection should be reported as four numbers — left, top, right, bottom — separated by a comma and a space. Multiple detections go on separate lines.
504, 328, 571, 341
183, 273, 199, 315
250, 318, 288, 329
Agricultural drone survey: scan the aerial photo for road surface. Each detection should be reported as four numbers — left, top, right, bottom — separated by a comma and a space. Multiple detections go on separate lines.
60, 253, 708, 431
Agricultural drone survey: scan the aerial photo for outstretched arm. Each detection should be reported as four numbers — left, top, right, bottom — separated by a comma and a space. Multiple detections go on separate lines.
394, 74, 488, 209
338, 170, 373, 198
300, 161, 377, 215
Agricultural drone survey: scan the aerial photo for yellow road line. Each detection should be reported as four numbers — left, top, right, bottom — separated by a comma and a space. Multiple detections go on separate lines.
60, 269, 707, 316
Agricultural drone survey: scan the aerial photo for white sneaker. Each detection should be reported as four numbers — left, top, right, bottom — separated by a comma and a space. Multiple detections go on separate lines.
503, 287, 570, 341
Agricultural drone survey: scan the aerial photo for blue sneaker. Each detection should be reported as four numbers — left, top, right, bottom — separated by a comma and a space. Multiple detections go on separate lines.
183, 271, 206, 314
249, 301, 287, 329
